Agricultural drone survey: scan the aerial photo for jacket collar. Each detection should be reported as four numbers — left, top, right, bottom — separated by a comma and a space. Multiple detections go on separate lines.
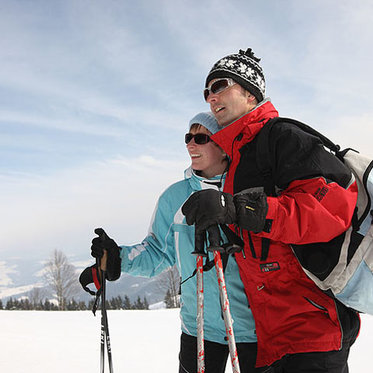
211, 99, 279, 157
184, 166, 225, 191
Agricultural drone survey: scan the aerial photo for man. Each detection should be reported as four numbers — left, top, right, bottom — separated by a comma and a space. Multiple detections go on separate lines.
182, 49, 360, 372
81, 112, 272, 373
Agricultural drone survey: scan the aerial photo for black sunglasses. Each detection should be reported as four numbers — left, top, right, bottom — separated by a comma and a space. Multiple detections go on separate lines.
203, 78, 236, 101
185, 133, 211, 145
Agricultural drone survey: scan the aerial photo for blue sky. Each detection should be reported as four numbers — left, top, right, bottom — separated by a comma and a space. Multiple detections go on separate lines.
0, 0, 372, 267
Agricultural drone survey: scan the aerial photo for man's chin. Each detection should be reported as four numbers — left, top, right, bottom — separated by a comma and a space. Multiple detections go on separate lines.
215, 112, 230, 127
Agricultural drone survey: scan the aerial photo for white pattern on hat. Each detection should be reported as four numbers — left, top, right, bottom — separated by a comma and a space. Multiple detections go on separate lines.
206, 48, 266, 102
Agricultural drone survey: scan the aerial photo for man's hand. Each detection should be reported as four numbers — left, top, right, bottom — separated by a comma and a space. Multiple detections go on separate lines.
233, 190, 269, 233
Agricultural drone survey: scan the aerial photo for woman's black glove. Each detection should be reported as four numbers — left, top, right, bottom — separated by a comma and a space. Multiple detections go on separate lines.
182, 189, 237, 232
91, 228, 122, 281
182, 190, 236, 253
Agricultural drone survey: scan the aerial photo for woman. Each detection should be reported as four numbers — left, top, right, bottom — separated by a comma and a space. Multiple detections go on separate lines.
87, 112, 266, 372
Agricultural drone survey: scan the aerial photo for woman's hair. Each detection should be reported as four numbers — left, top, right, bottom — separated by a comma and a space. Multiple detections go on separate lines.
189, 123, 212, 134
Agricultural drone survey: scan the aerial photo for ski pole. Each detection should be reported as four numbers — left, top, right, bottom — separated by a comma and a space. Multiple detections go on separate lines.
192, 230, 207, 373
207, 225, 240, 373
212, 250, 240, 373
100, 267, 114, 373
100, 258, 106, 373
196, 255, 205, 373
95, 228, 114, 373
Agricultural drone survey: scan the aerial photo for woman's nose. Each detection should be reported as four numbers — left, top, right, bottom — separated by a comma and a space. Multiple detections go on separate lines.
186, 139, 196, 147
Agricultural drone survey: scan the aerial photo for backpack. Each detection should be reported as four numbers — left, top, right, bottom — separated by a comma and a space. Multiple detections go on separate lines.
256, 117, 373, 314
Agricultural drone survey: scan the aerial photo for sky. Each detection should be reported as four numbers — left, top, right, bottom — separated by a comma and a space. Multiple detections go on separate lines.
0, 309, 372, 372
0, 0, 373, 269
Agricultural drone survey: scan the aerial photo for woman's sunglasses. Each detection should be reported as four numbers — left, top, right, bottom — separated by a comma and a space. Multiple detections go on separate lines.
203, 78, 236, 101
185, 133, 211, 145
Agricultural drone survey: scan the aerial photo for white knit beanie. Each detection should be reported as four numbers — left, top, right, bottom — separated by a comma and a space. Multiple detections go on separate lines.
188, 111, 221, 134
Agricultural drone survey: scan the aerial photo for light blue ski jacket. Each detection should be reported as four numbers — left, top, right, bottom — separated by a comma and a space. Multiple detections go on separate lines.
120, 167, 256, 344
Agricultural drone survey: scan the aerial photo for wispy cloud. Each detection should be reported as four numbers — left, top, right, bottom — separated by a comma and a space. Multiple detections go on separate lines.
0, 154, 189, 260
0, 261, 17, 286
0, 0, 372, 264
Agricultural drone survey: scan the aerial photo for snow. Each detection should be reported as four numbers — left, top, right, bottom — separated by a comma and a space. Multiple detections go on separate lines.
0, 284, 42, 299
0, 309, 371, 372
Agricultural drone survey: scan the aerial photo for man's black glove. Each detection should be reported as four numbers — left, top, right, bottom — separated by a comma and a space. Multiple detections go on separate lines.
233, 190, 269, 233
91, 228, 122, 281
182, 189, 237, 232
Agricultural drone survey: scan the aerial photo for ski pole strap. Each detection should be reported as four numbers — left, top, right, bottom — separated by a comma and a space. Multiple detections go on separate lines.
92, 290, 102, 316
180, 259, 214, 285
79, 254, 107, 315
180, 254, 232, 286
79, 264, 102, 296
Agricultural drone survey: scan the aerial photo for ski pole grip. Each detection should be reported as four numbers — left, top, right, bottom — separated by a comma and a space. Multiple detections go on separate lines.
101, 251, 108, 272
206, 225, 221, 249
94, 228, 109, 272
192, 229, 207, 257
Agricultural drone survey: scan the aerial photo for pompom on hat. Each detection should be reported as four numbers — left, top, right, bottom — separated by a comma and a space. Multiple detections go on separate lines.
188, 111, 221, 134
205, 48, 266, 102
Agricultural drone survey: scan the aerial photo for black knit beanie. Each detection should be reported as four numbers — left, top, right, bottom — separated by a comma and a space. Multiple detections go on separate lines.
205, 48, 266, 102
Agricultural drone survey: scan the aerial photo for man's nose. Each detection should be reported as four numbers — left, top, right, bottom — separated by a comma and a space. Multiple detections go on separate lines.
206, 94, 217, 104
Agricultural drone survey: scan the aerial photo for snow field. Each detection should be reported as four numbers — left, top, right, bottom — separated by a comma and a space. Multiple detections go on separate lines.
0, 309, 371, 372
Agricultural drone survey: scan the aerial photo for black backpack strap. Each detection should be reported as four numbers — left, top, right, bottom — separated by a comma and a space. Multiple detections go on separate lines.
268, 117, 341, 152
256, 119, 277, 196
256, 116, 342, 193
255, 119, 278, 261
282, 117, 340, 153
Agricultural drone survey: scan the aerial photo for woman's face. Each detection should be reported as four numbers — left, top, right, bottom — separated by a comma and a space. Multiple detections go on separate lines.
186, 125, 227, 179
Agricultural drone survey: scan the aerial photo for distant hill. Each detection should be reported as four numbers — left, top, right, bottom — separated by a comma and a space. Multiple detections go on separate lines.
0, 254, 172, 305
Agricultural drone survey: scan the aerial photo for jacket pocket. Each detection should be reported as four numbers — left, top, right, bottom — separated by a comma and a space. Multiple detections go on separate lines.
304, 296, 328, 312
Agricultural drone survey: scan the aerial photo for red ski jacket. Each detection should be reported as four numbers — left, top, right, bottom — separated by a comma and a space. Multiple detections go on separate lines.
211, 100, 359, 367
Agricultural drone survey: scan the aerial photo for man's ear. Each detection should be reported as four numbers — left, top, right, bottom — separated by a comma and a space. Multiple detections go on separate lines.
247, 93, 257, 104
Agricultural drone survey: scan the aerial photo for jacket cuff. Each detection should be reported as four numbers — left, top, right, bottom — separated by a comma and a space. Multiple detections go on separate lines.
263, 196, 279, 235
119, 246, 129, 271
266, 196, 278, 219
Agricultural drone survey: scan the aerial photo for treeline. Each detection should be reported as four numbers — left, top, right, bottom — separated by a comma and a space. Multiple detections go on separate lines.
0, 295, 157, 311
